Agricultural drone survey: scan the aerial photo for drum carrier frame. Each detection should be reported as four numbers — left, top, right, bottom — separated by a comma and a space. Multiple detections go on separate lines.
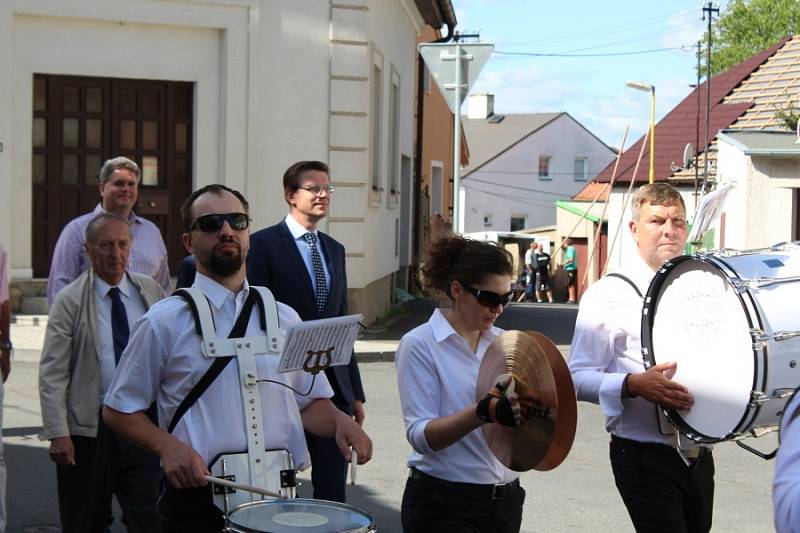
172, 287, 298, 513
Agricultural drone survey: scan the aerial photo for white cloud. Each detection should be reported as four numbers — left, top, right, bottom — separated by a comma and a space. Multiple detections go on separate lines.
661, 10, 705, 49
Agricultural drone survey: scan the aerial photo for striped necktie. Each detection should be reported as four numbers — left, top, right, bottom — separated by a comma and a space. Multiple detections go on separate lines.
303, 232, 329, 313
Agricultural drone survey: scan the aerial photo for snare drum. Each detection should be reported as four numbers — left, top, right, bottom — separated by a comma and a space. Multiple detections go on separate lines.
642, 246, 800, 443
226, 499, 375, 533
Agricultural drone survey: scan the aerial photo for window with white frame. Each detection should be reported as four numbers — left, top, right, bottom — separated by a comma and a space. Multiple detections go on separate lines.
388, 69, 400, 207
538, 155, 551, 179
510, 215, 526, 232
370, 49, 383, 202
574, 157, 588, 181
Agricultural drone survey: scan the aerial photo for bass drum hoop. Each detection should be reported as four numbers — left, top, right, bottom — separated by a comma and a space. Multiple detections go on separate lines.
226, 498, 375, 533
641, 254, 766, 443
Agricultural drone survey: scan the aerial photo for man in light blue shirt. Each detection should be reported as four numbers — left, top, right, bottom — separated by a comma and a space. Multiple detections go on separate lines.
47, 157, 171, 304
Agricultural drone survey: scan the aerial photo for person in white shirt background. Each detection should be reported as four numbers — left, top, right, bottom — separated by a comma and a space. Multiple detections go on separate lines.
395, 234, 525, 533
102, 184, 372, 532
568, 182, 714, 533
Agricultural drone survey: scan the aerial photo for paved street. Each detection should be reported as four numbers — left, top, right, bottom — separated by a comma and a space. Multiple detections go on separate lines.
3, 302, 778, 532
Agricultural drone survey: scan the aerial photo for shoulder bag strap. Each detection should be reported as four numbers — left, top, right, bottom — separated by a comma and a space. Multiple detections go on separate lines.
605, 272, 643, 298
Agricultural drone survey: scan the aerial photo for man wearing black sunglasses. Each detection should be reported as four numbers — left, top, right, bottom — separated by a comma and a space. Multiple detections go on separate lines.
102, 184, 372, 531
247, 161, 367, 504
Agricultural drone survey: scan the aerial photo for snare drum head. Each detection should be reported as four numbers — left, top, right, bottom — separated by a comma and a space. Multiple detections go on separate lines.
228, 499, 374, 533
649, 258, 754, 440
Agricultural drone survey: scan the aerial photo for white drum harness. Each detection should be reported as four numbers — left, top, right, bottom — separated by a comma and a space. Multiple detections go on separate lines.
168, 287, 294, 500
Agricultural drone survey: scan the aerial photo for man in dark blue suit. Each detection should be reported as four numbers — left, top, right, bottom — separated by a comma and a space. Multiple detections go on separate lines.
246, 161, 366, 503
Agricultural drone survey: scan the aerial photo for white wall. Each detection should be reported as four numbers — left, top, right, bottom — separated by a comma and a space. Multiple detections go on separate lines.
327, 0, 421, 288
461, 114, 614, 233
1, 0, 422, 294
2, 0, 248, 276
718, 138, 798, 250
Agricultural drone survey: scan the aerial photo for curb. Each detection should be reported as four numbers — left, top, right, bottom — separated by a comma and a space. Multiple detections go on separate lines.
355, 351, 396, 363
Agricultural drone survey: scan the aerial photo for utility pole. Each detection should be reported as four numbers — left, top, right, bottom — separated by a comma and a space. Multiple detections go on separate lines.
451, 31, 480, 234
702, 1, 719, 194
695, 39, 701, 208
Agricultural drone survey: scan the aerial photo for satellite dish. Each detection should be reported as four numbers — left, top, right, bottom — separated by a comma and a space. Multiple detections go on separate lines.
683, 143, 695, 168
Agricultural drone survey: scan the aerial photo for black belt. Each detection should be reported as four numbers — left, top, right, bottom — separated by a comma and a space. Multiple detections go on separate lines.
408, 467, 520, 500
611, 435, 711, 460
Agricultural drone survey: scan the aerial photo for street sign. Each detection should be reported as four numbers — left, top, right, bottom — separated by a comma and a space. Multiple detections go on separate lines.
418, 42, 494, 234
418, 43, 494, 115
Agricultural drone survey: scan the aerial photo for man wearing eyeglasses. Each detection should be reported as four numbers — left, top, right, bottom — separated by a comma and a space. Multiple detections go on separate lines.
246, 161, 367, 504
102, 184, 372, 532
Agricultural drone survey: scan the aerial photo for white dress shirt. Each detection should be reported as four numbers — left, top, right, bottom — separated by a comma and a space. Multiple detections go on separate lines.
395, 309, 518, 484
94, 274, 147, 400
568, 252, 705, 447
47, 203, 171, 303
284, 214, 331, 292
774, 391, 800, 533
104, 272, 334, 469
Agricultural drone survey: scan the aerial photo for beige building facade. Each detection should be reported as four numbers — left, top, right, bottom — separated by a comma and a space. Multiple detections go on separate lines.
0, 0, 453, 322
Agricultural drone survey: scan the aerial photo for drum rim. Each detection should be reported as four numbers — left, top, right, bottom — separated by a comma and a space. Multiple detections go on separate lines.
226, 498, 375, 533
641, 253, 764, 443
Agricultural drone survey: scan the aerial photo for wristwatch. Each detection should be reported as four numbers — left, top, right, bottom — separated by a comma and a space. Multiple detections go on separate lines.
0, 341, 12, 351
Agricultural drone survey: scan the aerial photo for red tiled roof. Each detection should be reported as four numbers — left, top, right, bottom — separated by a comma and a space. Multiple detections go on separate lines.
590, 36, 791, 186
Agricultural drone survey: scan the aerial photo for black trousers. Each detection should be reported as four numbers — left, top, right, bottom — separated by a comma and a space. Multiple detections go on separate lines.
56, 417, 161, 533
610, 436, 715, 533
305, 402, 353, 503
401, 469, 525, 533
159, 483, 224, 533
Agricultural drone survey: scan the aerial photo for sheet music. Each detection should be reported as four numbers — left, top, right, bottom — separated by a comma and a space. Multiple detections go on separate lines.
278, 313, 363, 373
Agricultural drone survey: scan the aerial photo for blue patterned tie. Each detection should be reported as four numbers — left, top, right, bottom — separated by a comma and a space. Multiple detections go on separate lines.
108, 287, 130, 364
303, 232, 328, 313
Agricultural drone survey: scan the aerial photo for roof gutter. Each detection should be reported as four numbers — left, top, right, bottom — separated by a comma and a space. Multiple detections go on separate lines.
412, 1, 456, 290
555, 200, 603, 223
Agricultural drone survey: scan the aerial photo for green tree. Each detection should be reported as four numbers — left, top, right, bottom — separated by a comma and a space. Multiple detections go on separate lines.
705, 0, 800, 76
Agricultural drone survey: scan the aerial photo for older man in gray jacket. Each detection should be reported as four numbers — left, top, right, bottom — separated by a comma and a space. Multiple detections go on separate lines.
39, 212, 165, 533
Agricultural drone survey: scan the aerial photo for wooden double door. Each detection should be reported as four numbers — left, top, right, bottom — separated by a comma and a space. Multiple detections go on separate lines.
32, 74, 194, 277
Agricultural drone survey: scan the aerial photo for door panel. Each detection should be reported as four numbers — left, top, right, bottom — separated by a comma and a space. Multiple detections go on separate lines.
32, 74, 194, 277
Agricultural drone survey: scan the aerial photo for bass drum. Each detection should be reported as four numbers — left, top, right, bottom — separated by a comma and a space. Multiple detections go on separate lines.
226, 499, 375, 533
641, 246, 800, 443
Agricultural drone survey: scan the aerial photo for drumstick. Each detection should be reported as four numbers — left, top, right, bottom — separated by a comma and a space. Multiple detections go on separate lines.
350, 449, 357, 486
205, 475, 285, 499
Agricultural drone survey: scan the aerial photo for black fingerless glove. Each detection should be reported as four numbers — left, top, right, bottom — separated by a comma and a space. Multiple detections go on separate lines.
476, 394, 517, 427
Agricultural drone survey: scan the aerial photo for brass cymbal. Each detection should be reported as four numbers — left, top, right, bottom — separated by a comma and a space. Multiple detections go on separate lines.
525, 331, 577, 471
477, 331, 558, 471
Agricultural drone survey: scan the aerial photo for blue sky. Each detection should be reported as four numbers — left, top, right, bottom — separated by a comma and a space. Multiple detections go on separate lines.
452, 0, 728, 148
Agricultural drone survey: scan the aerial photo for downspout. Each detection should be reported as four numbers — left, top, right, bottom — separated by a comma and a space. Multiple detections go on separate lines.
412, 18, 454, 291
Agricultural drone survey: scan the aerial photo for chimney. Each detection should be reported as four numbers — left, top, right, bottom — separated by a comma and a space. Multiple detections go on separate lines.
467, 93, 494, 119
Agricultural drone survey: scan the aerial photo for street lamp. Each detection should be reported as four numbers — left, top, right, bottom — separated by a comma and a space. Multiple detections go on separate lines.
626, 80, 655, 184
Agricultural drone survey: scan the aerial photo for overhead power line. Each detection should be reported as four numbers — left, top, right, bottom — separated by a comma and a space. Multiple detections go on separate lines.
494, 46, 687, 58
494, 8, 695, 48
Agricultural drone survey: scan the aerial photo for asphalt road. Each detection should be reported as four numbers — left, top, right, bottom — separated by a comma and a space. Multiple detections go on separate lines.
3, 302, 778, 532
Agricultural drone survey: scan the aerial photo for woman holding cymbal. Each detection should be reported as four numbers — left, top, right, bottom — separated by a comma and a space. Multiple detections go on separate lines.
395, 234, 527, 533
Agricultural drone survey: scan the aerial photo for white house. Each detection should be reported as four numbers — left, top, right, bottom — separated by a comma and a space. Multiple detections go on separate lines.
717, 130, 800, 249
577, 36, 800, 276
0, 0, 454, 322
460, 94, 615, 233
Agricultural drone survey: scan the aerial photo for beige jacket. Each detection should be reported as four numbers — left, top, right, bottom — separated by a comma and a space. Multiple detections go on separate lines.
39, 269, 166, 440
